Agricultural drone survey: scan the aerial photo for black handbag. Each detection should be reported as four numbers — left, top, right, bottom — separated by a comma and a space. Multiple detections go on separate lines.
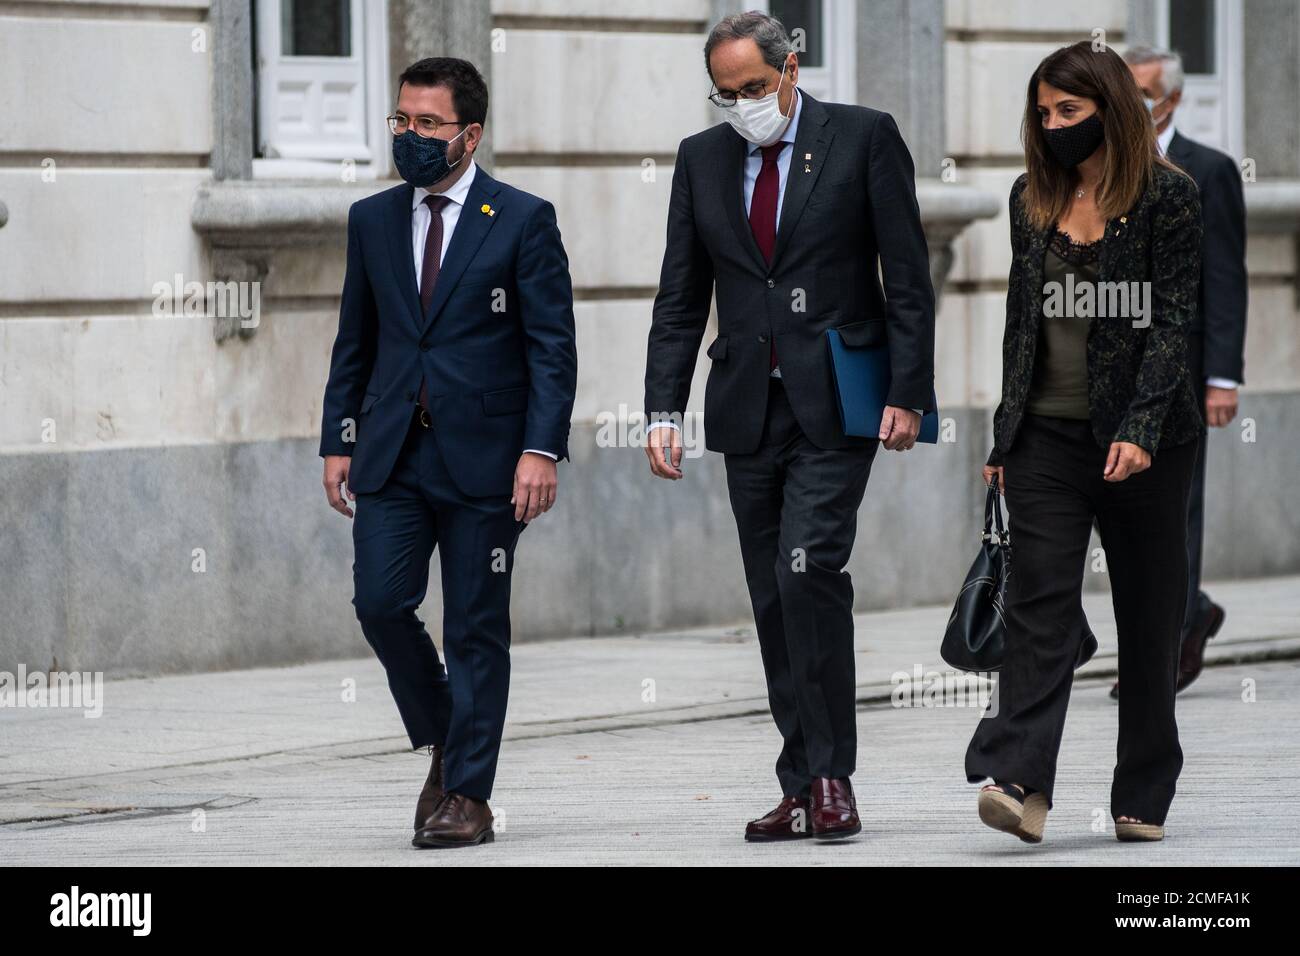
941, 483, 1099, 673
941, 484, 1011, 672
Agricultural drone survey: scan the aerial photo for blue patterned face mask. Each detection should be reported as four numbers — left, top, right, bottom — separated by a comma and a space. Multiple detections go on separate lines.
392, 126, 467, 187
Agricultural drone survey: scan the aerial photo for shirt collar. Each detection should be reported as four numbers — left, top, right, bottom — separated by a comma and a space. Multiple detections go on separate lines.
412, 158, 478, 211
748, 88, 802, 156
1156, 122, 1177, 158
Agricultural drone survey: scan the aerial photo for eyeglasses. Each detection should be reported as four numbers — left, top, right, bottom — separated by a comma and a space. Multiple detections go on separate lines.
709, 64, 790, 107
387, 114, 464, 137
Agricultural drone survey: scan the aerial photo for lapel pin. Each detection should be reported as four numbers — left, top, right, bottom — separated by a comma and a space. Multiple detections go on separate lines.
805, 153, 811, 160
481, 203, 495, 217
804, 164, 812, 173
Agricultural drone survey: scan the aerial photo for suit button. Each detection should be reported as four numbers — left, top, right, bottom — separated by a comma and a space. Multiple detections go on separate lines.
758, 334, 768, 344
420, 342, 430, 351
766, 279, 776, 288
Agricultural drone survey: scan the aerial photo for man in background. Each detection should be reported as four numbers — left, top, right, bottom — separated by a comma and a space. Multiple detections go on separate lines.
1115, 45, 1248, 697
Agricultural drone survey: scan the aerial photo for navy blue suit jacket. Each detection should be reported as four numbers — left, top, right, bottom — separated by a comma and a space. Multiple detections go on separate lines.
319, 169, 578, 498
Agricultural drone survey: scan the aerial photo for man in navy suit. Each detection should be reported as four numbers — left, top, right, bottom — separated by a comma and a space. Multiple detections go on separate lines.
320, 57, 577, 848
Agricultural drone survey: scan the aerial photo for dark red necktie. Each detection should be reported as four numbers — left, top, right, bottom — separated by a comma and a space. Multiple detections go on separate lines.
418, 194, 452, 411
748, 142, 784, 371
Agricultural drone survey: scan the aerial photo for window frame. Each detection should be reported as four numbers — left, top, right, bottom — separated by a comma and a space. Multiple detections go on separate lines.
252, 0, 391, 179
760, 0, 857, 105
1154, 0, 1244, 159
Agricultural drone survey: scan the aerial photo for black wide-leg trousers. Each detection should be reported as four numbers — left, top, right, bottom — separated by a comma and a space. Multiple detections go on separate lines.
724, 378, 876, 798
966, 414, 1197, 825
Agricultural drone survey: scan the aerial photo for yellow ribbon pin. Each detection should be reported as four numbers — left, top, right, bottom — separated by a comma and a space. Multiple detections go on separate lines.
481, 203, 495, 217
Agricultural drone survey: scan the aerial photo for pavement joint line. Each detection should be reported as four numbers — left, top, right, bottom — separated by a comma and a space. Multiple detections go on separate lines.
9, 637, 1300, 767
3, 636, 1296, 819
2, 795, 260, 829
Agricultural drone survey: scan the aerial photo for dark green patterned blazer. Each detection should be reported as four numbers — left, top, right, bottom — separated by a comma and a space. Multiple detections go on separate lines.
987, 166, 1205, 466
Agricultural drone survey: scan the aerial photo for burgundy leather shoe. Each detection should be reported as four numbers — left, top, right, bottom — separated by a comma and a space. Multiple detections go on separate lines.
744, 796, 812, 842
810, 777, 860, 841
1177, 602, 1225, 692
412, 792, 494, 848
413, 745, 445, 831
1111, 602, 1226, 701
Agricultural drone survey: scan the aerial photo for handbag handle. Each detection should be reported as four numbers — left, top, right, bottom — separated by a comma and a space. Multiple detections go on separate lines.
982, 482, 1008, 545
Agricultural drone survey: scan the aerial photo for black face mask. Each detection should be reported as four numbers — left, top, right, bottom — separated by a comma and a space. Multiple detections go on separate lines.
392, 127, 466, 187
1042, 113, 1104, 169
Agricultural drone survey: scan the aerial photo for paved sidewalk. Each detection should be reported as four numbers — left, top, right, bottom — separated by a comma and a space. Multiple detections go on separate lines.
2, 575, 1297, 864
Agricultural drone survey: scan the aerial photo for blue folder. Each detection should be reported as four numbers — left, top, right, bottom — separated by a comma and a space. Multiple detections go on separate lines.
825, 327, 939, 443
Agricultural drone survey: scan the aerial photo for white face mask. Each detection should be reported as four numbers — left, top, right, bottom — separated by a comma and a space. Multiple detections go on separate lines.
718, 63, 794, 147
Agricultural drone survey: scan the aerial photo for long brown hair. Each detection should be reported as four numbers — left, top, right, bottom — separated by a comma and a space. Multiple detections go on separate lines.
1020, 41, 1184, 230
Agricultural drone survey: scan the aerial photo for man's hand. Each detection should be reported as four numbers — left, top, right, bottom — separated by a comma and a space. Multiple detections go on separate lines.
982, 465, 1005, 494
513, 452, 558, 522
879, 406, 921, 451
645, 425, 683, 479
1205, 385, 1238, 428
323, 455, 355, 518
1103, 441, 1151, 482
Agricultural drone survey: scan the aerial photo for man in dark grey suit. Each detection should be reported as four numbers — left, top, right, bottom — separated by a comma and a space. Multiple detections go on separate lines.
643, 12, 935, 841
1117, 46, 1248, 698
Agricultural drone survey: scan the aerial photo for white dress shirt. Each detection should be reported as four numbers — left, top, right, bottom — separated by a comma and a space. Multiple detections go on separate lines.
743, 87, 802, 234
411, 158, 476, 279
413, 160, 557, 460
745, 89, 801, 380
1155, 122, 1239, 391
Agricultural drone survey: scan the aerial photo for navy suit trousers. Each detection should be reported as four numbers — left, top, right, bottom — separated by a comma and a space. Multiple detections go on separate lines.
352, 411, 525, 801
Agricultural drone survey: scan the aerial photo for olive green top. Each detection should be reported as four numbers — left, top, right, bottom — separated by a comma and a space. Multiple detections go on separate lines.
1027, 230, 1100, 419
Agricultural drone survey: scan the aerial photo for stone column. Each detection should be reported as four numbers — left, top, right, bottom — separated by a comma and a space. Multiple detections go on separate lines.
1127, 0, 1158, 48
210, 0, 254, 180
388, 0, 494, 171
854, 0, 994, 300
711, 0, 744, 22
1243, 0, 1300, 178
855, 0, 944, 178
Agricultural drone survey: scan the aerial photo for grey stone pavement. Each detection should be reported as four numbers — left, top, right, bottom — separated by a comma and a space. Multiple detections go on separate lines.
2, 575, 1298, 866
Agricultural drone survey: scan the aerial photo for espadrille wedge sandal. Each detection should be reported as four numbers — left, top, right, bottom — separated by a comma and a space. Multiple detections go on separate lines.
1115, 817, 1165, 842
978, 781, 1049, 844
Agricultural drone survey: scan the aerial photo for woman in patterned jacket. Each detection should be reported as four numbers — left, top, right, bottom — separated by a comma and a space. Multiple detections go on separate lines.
964, 41, 1203, 845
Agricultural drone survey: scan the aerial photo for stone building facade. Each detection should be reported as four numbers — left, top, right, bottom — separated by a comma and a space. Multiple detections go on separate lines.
1, 0, 1295, 675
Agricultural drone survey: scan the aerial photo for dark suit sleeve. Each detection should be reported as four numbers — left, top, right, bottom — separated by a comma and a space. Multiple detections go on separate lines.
515, 199, 578, 460
645, 144, 714, 422
866, 111, 936, 412
1114, 172, 1203, 454
1199, 153, 1248, 383
986, 177, 1026, 469
319, 204, 377, 458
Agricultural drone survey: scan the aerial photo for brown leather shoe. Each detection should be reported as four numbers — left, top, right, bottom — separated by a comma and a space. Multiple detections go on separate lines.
412, 792, 494, 848
1111, 602, 1226, 701
744, 796, 812, 842
810, 777, 861, 841
413, 745, 445, 831
1177, 602, 1225, 692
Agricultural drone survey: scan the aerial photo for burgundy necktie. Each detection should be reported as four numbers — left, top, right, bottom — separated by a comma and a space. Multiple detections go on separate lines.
748, 142, 784, 371
418, 194, 452, 411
